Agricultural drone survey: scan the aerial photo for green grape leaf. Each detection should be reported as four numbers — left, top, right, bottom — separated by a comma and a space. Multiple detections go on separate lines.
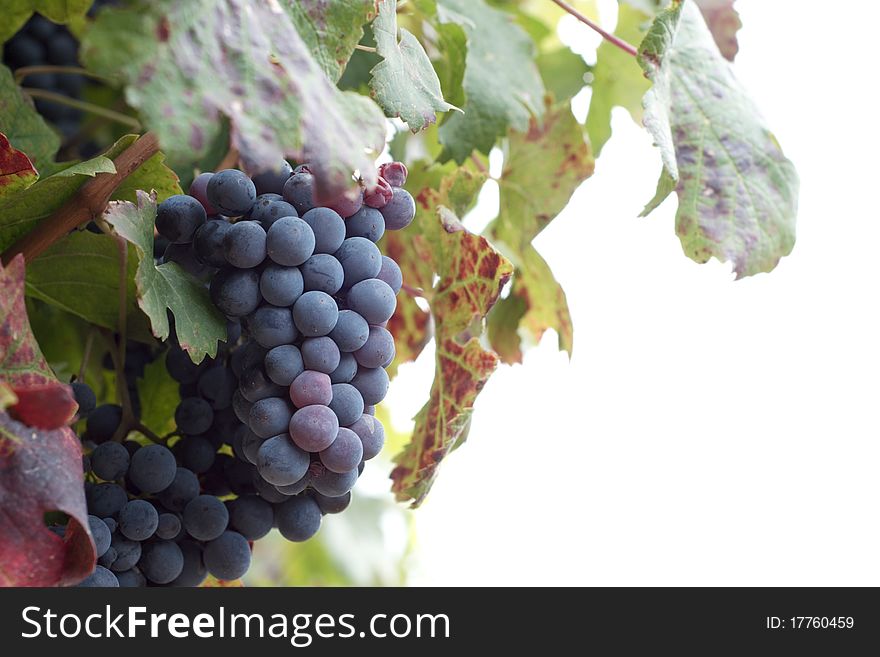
639, 0, 799, 277
81, 0, 387, 200
434, 0, 545, 162
371, 0, 459, 132
0, 133, 38, 199
137, 352, 178, 437
536, 47, 590, 103
102, 191, 226, 363
391, 205, 513, 506
489, 102, 594, 363
25, 231, 154, 344
0, 0, 93, 44
586, 3, 651, 156
0, 65, 60, 173
107, 134, 182, 203
288, 0, 377, 82
694, 0, 741, 61
0, 155, 115, 254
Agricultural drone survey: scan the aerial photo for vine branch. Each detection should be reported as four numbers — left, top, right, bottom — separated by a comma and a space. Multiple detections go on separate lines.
1, 132, 160, 265
549, 0, 639, 57
21, 88, 141, 129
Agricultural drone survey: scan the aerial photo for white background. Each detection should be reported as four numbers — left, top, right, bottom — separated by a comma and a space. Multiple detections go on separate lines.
385, 0, 880, 586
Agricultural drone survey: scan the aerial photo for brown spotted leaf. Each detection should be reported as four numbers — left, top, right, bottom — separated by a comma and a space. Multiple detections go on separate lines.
0, 255, 94, 587
638, 0, 798, 277
81, 0, 386, 200
694, 0, 741, 61
489, 102, 594, 363
391, 206, 512, 506
0, 133, 38, 199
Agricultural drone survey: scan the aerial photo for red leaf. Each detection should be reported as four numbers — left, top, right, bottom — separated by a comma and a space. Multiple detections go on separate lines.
0, 412, 94, 586
0, 132, 38, 197
0, 255, 94, 586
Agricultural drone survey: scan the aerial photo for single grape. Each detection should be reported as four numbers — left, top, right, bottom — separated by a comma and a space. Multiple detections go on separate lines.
282, 170, 316, 215
232, 389, 254, 424
90, 441, 130, 481
241, 427, 265, 464
139, 541, 185, 585
227, 494, 274, 540
350, 366, 390, 406
328, 309, 369, 352
300, 254, 344, 295
102, 517, 117, 534
264, 344, 305, 386
349, 414, 385, 460
128, 444, 177, 493
289, 405, 339, 452
252, 199, 298, 230
86, 404, 122, 444
183, 495, 229, 541
266, 216, 315, 266
354, 325, 395, 369
247, 305, 298, 348
289, 370, 332, 407
275, 496, 322, 542
292, 291, 338, 337
256, 434, 310, 485
156, 467, 200, 511
119, 499, 159, 541
301, 337, 341, 374
209, 267, 261, 317
177, 435, 216, 474
203, 531, 251, 580
251, 472, 290, 503
170, 540, 207, 587
239, 365, 286, 402
364, 176, 393, 209
329, 352, 358, 384
116, 568, 147, 588
319, 427, 363, 473
76, 565, 119, 587
301, 207, 345, 254
86, 483, 128, 518
156, 512, 182, 540
310, 465, 359, 498
71, 381, 96, 417
197, 365, 237, 410
207, 169, 257, 216
88, 515, 112, 557
327, 185, 364, 218
98, 547, 118, 569
156, 195, 207, 243
345, 206, 385, 242
188, 172, 219, 215
193, 220, 232, 267
166, 345, 203, 384
346, 278, 397, 325
377, 256, 402, 295
328, 383, 365, 427
276, 473, 311, 496
223, 220, 267, 268
260, 264, 304, 306
334, 237, 382, 289
313, 490, 352, 515
252, 161, 293, 196
109, 534, 142, 572
381, 187, 416, 230
163, 242, 215, 278
248, 397, 294, 439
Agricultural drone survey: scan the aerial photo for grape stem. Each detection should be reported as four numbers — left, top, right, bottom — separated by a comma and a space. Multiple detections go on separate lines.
14, 65, 109, 83
1, 132, 160, 265
354, 44, 377, 53
21, 88, 141, 129
78, 328, 97, 382
549, 0, 639, 57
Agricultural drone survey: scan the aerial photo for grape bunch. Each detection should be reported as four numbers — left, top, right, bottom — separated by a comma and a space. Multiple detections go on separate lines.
2, 14, 84, 137
71, 159, 413, 586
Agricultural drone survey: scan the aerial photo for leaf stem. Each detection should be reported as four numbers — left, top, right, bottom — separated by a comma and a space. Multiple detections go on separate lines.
549, 0, 639, 57
78, 328, 96, 382
354, 44, 377, 53
15, 65, 109, 83
1, 132, 160, 264
21, 88, 141, 129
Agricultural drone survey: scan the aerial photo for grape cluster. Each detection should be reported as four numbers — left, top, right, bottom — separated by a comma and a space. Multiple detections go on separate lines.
71, 160, 413, 586
2, 14, 84, 137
